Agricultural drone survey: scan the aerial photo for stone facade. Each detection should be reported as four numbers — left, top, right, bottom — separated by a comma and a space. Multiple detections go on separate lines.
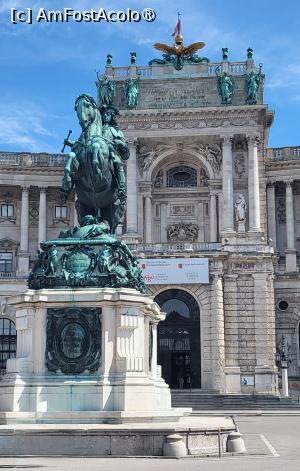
0, 51, 299, 394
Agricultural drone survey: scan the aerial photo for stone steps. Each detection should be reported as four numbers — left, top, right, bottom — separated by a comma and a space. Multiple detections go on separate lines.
171, 392, 300, 410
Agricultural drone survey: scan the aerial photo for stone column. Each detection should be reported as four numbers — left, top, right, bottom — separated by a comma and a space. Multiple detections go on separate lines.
223, 274, 241, 393
267, 182, 277, 248
144, 196, 152, 244
160, 202, 168, 243
210, 274, 226, 392
285, 179, 297, 272
18, 186, 30, 275
221, 136, 234, 233
247, 136, 261, 232
126, 139, 138, 234
210, 193, 218, 242
38, 187, 47, 245
253, 273, 277, 393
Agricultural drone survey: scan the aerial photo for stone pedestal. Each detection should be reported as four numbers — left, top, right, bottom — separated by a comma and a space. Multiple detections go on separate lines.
0, 288, 176, 422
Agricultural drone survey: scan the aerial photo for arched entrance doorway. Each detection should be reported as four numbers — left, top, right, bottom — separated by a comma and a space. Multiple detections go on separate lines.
155, 289, 201, 389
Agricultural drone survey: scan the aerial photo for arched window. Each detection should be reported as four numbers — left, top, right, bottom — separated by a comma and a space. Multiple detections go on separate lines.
0, 318, 16, 374
155, 289, 201, 389
166, 166, 197, 188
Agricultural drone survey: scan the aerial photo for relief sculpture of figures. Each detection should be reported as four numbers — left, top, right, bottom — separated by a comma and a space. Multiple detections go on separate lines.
124, 77, 139, 109
245, 64, 262, 104
216, 66, 234, 104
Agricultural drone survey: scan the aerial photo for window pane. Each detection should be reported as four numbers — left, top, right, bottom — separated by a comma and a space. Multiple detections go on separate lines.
0, 319, 16, 373
167, 166, 197, 188
1, 204, 14, 217
55, 206, 67, 218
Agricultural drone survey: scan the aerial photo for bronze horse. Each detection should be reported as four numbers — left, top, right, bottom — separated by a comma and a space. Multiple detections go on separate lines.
62, 94, 128, 233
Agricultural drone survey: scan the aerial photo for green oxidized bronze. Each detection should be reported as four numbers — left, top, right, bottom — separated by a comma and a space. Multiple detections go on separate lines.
216, 67, 234, 104
97, 74, 116, 106
46, 307, 101, 374
124, 78, 139, 109
28, 86, 146, 294
130, 51, 137, 64
245, 64, 263, 105
149, 34, 209, 71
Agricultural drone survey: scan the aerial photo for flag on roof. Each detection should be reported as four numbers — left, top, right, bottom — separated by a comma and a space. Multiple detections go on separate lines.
172, 13, 181, 37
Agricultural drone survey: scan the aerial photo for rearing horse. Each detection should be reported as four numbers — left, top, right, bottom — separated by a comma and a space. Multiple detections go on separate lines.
62, 94, 126, 233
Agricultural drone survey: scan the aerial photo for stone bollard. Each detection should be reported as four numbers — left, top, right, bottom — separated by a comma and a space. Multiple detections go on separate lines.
163, 434, 187, 458
226, 431, 246, 453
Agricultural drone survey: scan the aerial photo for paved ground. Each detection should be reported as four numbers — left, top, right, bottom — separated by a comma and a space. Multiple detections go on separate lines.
0, 416, 299, 470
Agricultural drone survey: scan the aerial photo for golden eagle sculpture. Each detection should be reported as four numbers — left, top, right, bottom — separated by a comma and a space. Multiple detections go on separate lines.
150, 34, 209, 70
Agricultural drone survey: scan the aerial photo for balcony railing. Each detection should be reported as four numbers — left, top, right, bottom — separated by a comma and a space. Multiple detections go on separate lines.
128, 242, 222, 253
109, 61, 247, 81
0, 152, 66, 167
268, 147, 300, 161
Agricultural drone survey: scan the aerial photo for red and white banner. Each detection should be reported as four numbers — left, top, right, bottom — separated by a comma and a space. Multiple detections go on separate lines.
139, 258, 209, 285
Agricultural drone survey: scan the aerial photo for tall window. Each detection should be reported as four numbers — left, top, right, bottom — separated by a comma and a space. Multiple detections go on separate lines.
0, 318, 16, 374
1, 204, 14, 218
166, 166, 197, 188
0, 252, 13, 273
55, 205, 68, 219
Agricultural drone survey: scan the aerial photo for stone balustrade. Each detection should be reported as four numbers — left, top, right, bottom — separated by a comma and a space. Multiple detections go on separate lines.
109, 61, 248, 81
127, 242, 222, 254
267, 146, 300, 160
0, 152, 66, 167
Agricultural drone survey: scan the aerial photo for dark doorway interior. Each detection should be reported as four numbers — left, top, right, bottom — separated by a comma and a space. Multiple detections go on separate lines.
155, 289, 201, 389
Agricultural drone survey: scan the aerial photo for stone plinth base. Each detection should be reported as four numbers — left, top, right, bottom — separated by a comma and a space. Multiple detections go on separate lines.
0, 416, 236, 456
1, 288, 175, 421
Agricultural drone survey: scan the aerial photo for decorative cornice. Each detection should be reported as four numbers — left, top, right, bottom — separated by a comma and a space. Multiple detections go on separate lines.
118, 106, 265, 132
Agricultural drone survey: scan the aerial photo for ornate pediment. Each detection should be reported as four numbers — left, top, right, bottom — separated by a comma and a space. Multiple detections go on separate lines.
0, 238, 20, 249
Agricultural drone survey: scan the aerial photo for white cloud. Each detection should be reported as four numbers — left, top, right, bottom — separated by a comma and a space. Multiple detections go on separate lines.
0, 101, 61, 152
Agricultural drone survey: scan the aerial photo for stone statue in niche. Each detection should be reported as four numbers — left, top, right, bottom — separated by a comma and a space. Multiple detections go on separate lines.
167, 222, 198, 242
200, 168, 209, 186
154, 170, 163, 188
235, 194, 247, 233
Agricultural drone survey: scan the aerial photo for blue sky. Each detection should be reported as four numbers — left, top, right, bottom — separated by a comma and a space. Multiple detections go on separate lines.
0, 0, 299, 153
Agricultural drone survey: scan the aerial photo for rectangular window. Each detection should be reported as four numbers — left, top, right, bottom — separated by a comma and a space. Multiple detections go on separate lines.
1, 204, 14, 218
55, 206, 68, 219
0, 252, 13, 273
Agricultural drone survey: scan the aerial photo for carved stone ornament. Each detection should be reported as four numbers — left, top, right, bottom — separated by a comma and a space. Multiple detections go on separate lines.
188, 143, 222, 174
234, 153, 246, 177
154, 169, 163, 188
138, 143, 171, 173
276, 197, 286, 224
46, 307, 101, 374
167, 222, 198, 242
200, 168, 209, 186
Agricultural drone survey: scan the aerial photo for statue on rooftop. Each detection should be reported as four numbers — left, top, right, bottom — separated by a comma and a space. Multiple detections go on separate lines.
149, 34, 209, 71
97, 74, 116, 106
245, 64, 262, 105
124, 77, 139, 109
216, 67, 234, 104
